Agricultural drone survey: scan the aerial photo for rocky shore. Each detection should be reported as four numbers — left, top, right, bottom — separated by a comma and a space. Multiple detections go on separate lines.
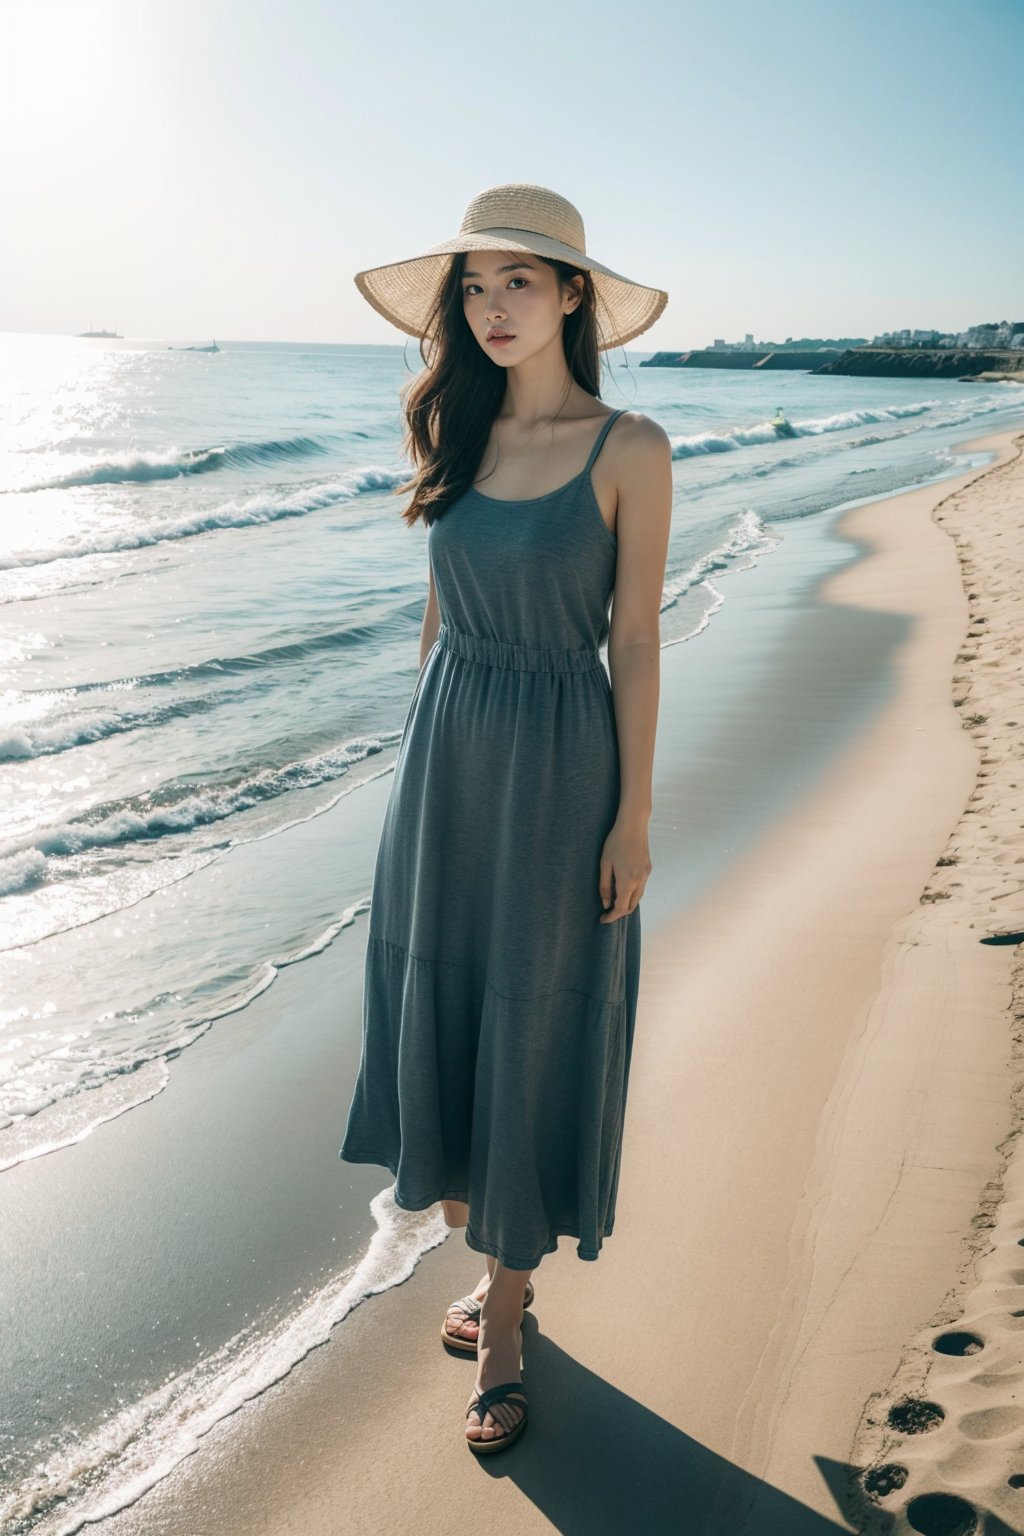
816, 346, 1024, 381
641, 346, 1024, 382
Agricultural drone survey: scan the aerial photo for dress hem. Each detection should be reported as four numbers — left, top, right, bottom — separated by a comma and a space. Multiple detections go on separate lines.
463, 1220, 610, 1270
338, 1147, 614, 1269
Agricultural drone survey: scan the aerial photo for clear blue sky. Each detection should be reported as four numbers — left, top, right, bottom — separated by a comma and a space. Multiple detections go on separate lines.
1, 0, 1020, 347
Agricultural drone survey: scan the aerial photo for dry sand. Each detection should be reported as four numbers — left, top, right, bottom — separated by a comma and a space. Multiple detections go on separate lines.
848, 430, 1024, 1536
95, 426, 1024, 1536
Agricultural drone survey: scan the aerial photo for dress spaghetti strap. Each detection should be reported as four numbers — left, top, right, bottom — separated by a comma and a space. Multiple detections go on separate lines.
582, 409, 627, 478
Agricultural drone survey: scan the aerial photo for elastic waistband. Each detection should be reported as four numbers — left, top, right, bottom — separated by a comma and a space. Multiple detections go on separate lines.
436, 622, 601, 675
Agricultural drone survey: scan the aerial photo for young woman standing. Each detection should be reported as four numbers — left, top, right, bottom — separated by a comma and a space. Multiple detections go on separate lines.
340, 182, 672, 1452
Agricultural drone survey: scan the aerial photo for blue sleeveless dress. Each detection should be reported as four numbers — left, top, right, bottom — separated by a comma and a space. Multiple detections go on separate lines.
339, 408, 642, 1271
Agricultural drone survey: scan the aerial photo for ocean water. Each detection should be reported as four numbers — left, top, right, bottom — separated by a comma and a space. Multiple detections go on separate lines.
2, 330, 1023, 1529
4, 331, 1023, 1162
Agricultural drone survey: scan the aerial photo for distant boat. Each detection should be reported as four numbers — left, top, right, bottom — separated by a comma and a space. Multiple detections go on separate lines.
168, 339, 221, 353
771, 407, 796, 438
78, 324, 123, 338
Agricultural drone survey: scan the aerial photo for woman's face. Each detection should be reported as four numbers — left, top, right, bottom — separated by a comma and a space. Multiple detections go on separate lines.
460, 248, 581, 364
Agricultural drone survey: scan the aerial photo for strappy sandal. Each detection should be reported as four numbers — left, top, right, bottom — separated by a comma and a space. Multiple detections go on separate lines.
441, 1279, 535, 1354
465, 1380, 528, 1453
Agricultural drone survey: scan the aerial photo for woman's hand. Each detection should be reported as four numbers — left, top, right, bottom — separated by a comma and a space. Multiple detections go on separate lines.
598, 814, 652, 922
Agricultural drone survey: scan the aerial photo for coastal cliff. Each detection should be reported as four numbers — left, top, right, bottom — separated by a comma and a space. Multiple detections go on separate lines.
813, 347, 1024, 380
640, 347, 1024, 381
641, 349, 842, 370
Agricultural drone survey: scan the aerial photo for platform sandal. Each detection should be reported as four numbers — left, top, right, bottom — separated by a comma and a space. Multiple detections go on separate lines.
441, 1279, 535, 1354
465, 1380, 528, 1453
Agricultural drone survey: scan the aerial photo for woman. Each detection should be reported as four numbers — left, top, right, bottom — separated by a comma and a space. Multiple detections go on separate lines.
339, 182, 672, 1452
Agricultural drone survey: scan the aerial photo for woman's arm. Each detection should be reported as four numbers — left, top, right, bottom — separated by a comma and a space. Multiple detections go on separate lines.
419, 555, 441, 669
600, 413, 673, 922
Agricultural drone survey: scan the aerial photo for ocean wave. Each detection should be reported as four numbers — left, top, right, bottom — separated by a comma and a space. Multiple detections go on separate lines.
931, 393, 1024, 430
669, 399, 942, 459
0, 897, 366, 1170
0, 733, 401, 895
7, 433, 340, 493
2, 595, 426, 765
0, 464, 412, 570
0, 689, 227, 763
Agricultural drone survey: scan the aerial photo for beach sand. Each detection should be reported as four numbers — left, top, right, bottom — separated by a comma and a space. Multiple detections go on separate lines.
93, 426, 1024, 1536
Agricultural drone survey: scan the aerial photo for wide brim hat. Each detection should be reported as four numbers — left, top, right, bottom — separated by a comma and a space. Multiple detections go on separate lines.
353, 182, 668, 353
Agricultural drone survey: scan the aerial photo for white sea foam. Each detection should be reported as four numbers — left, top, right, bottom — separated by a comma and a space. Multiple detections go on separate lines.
0, 1185, 448, 1536
659, 506, 782, 643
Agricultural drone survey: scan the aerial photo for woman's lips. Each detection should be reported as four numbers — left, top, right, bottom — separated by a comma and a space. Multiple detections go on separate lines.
488, 334, 515, 346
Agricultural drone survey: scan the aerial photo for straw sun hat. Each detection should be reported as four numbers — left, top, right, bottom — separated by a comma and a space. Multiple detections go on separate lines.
353, 182, 668, 353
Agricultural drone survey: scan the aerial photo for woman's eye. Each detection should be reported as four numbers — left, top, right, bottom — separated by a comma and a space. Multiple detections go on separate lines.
463, 278, 527, 296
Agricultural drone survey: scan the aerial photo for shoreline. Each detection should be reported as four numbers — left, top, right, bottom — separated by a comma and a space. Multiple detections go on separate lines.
80, 423, 1024, 1535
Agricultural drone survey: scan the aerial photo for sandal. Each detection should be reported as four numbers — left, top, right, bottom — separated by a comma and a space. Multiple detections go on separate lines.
441, 1279, 535, 1354
465, 1380, 528, 1453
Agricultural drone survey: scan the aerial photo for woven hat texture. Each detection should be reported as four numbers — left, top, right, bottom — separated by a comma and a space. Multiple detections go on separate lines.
354, 182, 668, 352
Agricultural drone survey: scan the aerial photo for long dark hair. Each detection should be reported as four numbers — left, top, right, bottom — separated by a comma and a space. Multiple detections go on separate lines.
392, 252, 603, 529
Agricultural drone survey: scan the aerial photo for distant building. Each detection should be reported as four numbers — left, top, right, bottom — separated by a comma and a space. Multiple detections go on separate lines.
871, 319, 1024, 350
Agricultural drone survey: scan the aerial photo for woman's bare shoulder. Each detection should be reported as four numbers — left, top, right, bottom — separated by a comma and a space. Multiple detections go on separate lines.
607, 410, 672, 478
